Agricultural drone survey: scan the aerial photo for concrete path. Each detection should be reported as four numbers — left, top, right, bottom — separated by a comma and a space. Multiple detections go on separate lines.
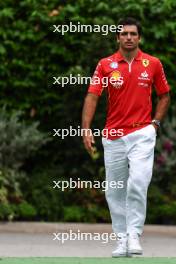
0, 223, 176, 257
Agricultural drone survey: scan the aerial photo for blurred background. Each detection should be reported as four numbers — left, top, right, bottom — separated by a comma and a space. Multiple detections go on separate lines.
0, 0, 176, 225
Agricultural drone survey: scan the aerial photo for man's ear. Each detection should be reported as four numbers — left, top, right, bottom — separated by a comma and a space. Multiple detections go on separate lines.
117, 36, 120, 43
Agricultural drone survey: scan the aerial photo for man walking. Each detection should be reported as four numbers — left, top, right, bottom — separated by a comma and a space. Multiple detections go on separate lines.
82, 17, 170, 257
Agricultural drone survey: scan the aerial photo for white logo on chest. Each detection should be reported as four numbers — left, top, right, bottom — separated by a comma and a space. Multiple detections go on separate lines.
138, 71, 150, 80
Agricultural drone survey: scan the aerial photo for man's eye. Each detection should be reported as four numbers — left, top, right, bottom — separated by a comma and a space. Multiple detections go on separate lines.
121, 32, 138, 36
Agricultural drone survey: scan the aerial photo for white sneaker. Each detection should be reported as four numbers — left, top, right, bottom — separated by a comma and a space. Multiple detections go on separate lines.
128, 233, 143, 255
112, 234, 127, 257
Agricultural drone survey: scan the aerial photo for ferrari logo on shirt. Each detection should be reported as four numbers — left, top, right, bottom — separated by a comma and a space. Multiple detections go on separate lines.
142, 59, 149, 67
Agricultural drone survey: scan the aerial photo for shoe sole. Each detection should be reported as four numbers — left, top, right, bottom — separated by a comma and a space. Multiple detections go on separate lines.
112, 253, 133, 258
128, 250, 143, 255
112, 253, 127, 258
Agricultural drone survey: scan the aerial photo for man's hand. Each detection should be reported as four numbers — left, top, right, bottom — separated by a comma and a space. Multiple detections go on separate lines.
82, 130, 95, 155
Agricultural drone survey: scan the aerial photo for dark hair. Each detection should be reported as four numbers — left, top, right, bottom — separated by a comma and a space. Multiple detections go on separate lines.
117, 17, 142, 36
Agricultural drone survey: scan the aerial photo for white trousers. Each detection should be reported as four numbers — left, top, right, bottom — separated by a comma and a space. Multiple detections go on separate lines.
102, 124, 156, 236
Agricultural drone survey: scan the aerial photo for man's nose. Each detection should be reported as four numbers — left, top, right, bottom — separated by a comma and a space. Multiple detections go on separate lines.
127, 33, 131, 39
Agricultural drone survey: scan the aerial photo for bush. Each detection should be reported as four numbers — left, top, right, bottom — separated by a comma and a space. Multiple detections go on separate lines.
17, 201, 37, 220
0, 107, 49, 220
147, 104, 176, 224
0, 106, 49, 169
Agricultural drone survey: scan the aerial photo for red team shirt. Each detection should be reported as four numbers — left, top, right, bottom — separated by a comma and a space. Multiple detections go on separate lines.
88, 49, 170, 140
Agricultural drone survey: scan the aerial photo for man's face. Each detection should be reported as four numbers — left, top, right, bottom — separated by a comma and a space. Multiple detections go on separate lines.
117, 25, 140, 51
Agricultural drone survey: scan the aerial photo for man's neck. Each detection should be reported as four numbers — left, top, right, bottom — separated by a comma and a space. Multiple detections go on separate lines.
119, 48, 139, 63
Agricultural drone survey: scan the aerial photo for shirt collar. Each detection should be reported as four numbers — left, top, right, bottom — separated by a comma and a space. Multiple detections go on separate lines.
115, 49, 143, 62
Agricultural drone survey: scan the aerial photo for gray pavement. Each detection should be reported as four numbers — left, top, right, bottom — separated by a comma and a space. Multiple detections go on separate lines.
0, 223, 176, 257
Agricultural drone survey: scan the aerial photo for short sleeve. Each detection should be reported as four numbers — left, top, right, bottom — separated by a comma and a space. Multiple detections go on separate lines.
88, 60, 104, 96
153, 59, 170, 96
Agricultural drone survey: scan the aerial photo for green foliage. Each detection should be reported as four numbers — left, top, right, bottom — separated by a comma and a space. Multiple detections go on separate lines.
0, 107, 49, 220
0, 0, 175, 222
64, 206, 85, 222
0, 168, 24, 203
17, 201, 37, 220
63, 205, 110, 222
147, 104, 176, 224
0, 107, 49, 169
0, 203, 13, 220
0, 168, 37, 220
22, 168, 65, 221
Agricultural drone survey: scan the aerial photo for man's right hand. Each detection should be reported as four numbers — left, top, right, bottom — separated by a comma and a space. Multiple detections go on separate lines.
82, 130, 95, 155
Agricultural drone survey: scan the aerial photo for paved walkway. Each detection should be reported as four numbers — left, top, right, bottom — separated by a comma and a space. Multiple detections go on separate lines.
0, 223, 176, 257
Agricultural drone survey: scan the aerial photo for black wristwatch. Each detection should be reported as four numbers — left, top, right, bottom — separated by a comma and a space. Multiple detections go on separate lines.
151, 119, 161, 128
